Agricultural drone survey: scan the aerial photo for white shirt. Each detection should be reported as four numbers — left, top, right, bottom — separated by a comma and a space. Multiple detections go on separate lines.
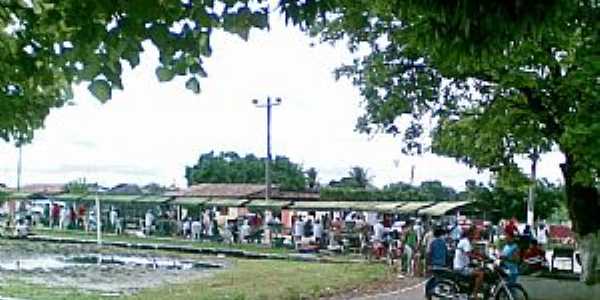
191, 221, 202, 232
413, 224, 423, 240
240, 224, 251, 238
110, 210, 118, 225
373, 223, 385, 241
451, 225, 463, 240
453, 237, 472, 270
313, 223, 323, 238
294, 220, 305, 236
537, 226, 548, 244
145, 213, 153, 227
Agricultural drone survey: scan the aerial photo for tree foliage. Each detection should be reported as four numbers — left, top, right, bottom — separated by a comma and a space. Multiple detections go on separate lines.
1, 0, 584, 144
459, 179, 564, 223
1, 0, 269, 143
185, 151, 308, 191
328, 166, 372, 189
294, 0, 599, 237
322, 178, 564, 222
65, 178, 89, 194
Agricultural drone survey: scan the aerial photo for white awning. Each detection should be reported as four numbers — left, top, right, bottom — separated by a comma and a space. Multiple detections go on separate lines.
418, 201, 471, 216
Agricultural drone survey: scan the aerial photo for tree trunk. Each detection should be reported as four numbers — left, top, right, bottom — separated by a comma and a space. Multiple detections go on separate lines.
560, 152, 600, 284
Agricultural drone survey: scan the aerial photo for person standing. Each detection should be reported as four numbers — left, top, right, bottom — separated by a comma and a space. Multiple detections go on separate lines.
504, 218, 519, 238
239, 219, 251, 243
110, 208, 118, 232
59, 205, 68, 229
450, 222, 463, 243
313, 219, 323, 246
182, 217, 191, 238
293, 216, 305, 248
191, 218, 202, 240
50, 203, 60, 228
537, 222, 549, 247
144, 210, 154, 236
78, 204, 86, 230
373, 220, 385, 242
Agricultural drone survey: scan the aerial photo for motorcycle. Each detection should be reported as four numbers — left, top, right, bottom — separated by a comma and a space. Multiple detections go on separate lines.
426, 258, 528, 300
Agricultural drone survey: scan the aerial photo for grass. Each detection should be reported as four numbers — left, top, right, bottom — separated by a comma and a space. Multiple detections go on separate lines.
0, 280, 105, 300
31, 228, 294, 255
0, 230, 388, 299
0, 255, 389, 300
123, 259, 389, 300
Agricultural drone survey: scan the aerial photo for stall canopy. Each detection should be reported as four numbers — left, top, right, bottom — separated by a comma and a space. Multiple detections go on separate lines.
7, 192, 33, 199
392, 201, 434, 214
80, 194, 143, 203
418, 201, 471, 216
171, 197, 209, 207
290, 201, 406, 212
53, 193, 87, 201
135, 195, 171, 204
205, 198, 249, 207
246, 199, 291, 209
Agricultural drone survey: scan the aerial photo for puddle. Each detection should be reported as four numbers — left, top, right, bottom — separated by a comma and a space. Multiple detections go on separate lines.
0, 240, 228, 294
0, 254, 223, 272
0, 256, 69, 271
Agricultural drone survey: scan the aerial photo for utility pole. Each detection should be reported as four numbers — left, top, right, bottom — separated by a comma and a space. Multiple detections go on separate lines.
16, 144, 22, 191
95, 189, 102, 245
527, 149, 539, 227
252, 97, 282, 201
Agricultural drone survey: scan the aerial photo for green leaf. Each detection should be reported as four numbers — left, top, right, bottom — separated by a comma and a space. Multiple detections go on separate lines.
189, 63, 207, 77
123, 49, 140, 68
155, 66, 175, 82
88, 79, 111, 102
185, 77, 200, 94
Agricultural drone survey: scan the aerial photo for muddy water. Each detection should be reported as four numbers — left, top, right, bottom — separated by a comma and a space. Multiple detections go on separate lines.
0, 239, 228, 295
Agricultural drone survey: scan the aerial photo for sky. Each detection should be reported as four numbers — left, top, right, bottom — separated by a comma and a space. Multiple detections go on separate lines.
0, 12, 566, 191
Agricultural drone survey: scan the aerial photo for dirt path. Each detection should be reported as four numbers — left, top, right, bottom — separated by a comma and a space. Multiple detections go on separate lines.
323, 276, 425, 300
346, 280, 426, 300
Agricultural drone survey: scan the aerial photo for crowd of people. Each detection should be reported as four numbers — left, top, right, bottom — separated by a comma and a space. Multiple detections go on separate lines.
423, 218, 552, 300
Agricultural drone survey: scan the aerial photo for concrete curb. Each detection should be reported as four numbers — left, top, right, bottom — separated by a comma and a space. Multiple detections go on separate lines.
24, 235, 359, 264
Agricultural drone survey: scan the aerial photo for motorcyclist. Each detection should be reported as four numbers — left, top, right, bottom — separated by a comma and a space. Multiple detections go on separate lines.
453, 227, 485, 300
500, 233, 520, 283
425, 227, 448, 299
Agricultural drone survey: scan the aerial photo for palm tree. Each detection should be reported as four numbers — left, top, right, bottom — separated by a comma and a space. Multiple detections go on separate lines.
348, 166, 371, 189
305, 167, 318, 190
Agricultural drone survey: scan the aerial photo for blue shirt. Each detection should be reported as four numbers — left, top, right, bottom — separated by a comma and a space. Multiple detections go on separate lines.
502, 243, 519, 283
429, 237, 447, 267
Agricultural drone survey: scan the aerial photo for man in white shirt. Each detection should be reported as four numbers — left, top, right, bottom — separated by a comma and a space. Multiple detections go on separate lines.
144, 210, 154, 235
293, 217, 305, 247
110, 208, 118, 232
453, 228, 484, 300
239, 220, 251, 243
191, 219, 202, 240
373, 221, 385, 242
312, 219, 323, 244
537, 222, 549, 246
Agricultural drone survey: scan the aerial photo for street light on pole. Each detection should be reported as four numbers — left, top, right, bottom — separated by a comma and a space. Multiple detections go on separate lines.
252, 97, 282, 201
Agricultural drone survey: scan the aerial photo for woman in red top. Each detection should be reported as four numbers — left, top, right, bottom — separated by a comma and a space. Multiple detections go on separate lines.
504, 218, 518, 237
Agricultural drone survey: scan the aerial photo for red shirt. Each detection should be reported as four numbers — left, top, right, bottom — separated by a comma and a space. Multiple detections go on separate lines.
51, 204, 60, 217
505, 222, 518, 237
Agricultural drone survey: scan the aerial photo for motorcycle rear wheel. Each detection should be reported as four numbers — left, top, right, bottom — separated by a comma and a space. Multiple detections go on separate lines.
495, 283, 528, 300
